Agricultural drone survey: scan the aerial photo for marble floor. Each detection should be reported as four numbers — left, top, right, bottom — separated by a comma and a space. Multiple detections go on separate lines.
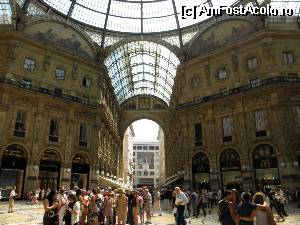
0, 201, 299, 225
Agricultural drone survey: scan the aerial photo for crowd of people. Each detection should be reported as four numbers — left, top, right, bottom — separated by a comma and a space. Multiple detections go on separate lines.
3, 184, 300, 225
40, 186, 163, 225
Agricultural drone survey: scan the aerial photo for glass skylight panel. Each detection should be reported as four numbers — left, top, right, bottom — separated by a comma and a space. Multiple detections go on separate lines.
43, 0, 71, 15
0, 0, 12, 24
105, 41, 179, 104
28, 3, 46, 16
143, 0, 173, 18
16, 0, 25, 7
271, 0, 300, 15
72, 5, 106, 27
76, 0, 109, 13
106, 16, 141, 33
143, 15, 177, 33
86, 31, 102, 46
109, 0, 141, 18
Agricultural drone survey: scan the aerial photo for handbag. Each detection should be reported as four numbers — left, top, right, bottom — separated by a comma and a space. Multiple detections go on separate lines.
266, 210, 277, 225
43, 211, 56, 225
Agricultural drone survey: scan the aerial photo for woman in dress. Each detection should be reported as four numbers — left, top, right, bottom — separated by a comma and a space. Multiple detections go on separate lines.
137, 192, 144, 225
116, 189, 127, 225
104, 193, 113, 225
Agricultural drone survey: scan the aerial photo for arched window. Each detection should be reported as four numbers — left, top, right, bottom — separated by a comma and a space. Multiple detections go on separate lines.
220, 149, 241, 172
192, 152, 209, 173
1, 144, 27, 170
253, 144, 278, 169
40, 149, 60, 162
3, 144, 27, 158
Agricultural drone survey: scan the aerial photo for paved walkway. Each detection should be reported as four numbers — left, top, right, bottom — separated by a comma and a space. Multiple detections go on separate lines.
0, 201, 300, 225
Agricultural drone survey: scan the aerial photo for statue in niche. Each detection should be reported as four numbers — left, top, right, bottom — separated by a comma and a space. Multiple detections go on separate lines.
204, 64, 211, 84
6, 41, 19, 65
71, 61, 79, 80
263, 44, 275, 66
231, 53, 239, 73
43, 51, 51, 71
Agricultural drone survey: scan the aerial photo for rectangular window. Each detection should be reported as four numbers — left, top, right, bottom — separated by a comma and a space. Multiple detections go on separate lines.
79, 124, 88, 147
82, 77, 91, 88
20, 79, 31, 88
49, 119, 59, 142
137, 146, 142, 150
247, 57, 258, 70
254, 109, 267, 137
14, 111, 26, 137
143, 146, 148, 150
55, 68, 65, 80
150, 171, 155, 176
24, 58, 36, 71
137, 171, 141, 176
222, 117, 232, 142
218, 68, 227, 80
283, 52, 295, 64
194, 123, 203, 147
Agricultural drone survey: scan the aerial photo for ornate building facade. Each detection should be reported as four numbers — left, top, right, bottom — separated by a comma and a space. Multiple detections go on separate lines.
0, 20, 122, 196
0, 0, 300, 197
165, 17, 300, 191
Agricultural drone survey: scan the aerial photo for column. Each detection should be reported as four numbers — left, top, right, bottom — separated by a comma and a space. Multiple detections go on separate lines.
60, 110, 75, 188
24, 104, 44, 196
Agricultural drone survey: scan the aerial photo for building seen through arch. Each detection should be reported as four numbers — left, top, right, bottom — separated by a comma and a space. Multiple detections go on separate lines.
0, 0, 300, 197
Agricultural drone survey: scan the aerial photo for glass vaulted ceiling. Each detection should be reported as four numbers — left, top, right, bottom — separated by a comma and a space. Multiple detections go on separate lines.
104, 41, 180, 105
42, 0, 239, 33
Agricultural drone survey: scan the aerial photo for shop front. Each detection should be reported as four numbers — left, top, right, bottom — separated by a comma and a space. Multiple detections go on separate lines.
220, 148, 242, 192
0, 144, 27, 198
38, 149, 61, 191
192, 152, 210, 190
71, 153, 89, 189
253, 144, 280, 191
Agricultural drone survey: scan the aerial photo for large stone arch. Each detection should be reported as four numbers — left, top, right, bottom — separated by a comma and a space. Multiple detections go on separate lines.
120, 95, 168, 138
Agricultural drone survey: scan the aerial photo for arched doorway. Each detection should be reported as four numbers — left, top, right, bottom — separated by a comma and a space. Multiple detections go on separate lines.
220, 149, 242, 192
71, 153, 89, 189
253, 144, 280, 191
38, 149, 61, 190
192, 152, 210, 189
0, 144, 27, 198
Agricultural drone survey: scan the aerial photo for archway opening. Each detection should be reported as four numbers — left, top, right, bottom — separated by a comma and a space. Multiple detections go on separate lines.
219, 148, 242, 192
38, 149, 61, 191
253, 144, 280, 192
0, 144, 27, 198
71, 153, 90, 190
122, 119, 165, 190
192, 152, 210, 190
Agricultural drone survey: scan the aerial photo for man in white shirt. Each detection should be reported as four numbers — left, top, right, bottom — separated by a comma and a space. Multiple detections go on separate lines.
57, 186, 68, 225
175, 187, 188, 225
